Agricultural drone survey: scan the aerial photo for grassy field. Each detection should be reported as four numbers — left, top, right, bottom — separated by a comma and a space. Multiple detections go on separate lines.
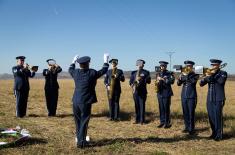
0, 79, 235, 155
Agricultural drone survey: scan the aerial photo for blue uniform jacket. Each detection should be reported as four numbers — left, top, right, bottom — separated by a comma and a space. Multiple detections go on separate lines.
157, 70, 175, 98
69, 63, 109, 105
200, 70, 227, 102
129, 69, 151, 96
177, 72, 199, 99
12, 65, 35, 90
43, 66, 62, 90
104, 69, 125, 94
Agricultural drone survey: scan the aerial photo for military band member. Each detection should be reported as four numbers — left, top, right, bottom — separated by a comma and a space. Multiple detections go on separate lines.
43, 59, 62, 116
156, 61, 175, 128
12, 56, 36, 118
177, 61, 199, 135
69, 54, 109, 148
200, 59, 227, 141
104, 59, 125, 121
130, 59, 151, 125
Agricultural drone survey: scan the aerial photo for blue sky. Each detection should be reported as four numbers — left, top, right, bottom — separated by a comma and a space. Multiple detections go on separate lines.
0, 0, 235, 74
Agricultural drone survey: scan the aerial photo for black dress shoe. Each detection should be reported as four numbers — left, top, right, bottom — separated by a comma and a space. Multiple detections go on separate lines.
164, 124, 172, 129
140, 121, 146, 125
189, 131, 196, 135
157, 123, 164, 128
133, 121, 140, 124
214, 136, 222, 141
182, 129, 189, 133
114, 118, 120, 122
109, 118, 114, 121
209, 134, 215, 139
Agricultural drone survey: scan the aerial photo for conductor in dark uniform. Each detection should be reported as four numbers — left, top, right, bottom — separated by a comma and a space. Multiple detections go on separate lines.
12, 56, 36, 118
156, 61, 175, 128
43, 59, 62, 116
69, 54, 109, 148
177, 60, 199, 135
104, 59, 125, 121
200, 59, 227, 141
129, 59, 151, 125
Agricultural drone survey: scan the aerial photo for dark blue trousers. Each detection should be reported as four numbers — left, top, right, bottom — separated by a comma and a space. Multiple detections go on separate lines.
157, 96, 171, 125
45, 89, 59, 116
207, 100, 224, 139
133, 93, 147, 123
182, 98, 197, 132
73, 103, 91, 146
108, 93, 120, 120
14, 90, 29, 118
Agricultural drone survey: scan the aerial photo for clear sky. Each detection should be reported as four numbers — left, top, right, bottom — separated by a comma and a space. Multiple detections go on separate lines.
0, 0, 235, 74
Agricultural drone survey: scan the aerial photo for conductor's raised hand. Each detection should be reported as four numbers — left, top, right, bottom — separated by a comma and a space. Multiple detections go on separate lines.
72, 55, 79, 64
103, 53, 110, 63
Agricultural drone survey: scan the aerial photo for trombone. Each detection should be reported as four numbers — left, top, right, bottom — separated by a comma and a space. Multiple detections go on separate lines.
195, 63, 227, 77
154, 66, 161, 93
173, 65, 194, 75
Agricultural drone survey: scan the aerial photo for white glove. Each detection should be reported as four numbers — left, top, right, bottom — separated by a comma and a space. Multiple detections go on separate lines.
103, 53, 109, 63
72, 55, 79, 64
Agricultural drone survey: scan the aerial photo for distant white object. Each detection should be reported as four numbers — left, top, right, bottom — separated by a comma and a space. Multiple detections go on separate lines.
86, 136, 90, 142
103, 53, 110, 63
0, 142, 8, 145
173, 65, 183, 73
195, 66, 204, 75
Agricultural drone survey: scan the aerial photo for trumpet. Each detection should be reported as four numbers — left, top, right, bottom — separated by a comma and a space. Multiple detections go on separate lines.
202, 63, 227, 76
24, 63, 39, 72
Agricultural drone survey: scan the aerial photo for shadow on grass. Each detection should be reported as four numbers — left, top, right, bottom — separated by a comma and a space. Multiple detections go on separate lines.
223, 126, 235, 140
88, 135, 207, 147
89, 131, 235, 148
0, 137, 47, 150
28, 114, 44, 117
195, 127, 210, 133
171, 111, 235, 122
28, 113, 74, 118
145, 112, 157, 124
56, 114, 74, 118
91, 110, 109, 118
91, 110, 133, 121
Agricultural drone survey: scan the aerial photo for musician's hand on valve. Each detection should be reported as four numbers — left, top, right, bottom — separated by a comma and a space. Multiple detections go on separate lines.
23, 63, 29, 69
178, 74, 182, 80
157, 77, 164, 81
206, 72, 211, 77
48, 65, 52, 70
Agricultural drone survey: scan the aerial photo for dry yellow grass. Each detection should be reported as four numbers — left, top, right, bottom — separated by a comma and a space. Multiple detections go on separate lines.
0, 79, 235, 155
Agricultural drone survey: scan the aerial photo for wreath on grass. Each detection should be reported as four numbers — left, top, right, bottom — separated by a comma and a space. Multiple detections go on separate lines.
0, 127, 31, 148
